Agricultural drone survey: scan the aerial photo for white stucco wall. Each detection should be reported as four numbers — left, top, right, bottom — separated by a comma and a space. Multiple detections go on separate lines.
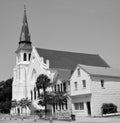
91, 76, 120, 116
71, 95, 91, 117
70, 66, 92, 116
70, 66, 91, 96
26, 48, 52, 100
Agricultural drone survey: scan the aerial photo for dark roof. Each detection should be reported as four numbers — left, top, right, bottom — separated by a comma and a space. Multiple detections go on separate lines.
16, 43, 32, 53
56, 69, 71, 82
36, 48, 109, 69
19, 7, 31, 42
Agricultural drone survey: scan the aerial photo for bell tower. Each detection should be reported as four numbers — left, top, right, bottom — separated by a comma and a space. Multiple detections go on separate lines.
12, 6, 32, 101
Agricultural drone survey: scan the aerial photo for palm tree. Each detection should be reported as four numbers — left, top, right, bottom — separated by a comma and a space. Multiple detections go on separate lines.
36, 74, 51, 115
48, 91, 68, 114
19, 98, 31, 116
11, 100, 18, 108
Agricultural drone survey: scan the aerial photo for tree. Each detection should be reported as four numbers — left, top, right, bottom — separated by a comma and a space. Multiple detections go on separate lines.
11, 100, 18, 108
46, 91, 68, 113
19, 98, 31, 116
36, 74, 68, 117
36, 74, 51, 115
0, 78, 13, 113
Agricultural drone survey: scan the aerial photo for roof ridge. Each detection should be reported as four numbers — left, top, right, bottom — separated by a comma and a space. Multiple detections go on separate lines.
36, 47, 99, 56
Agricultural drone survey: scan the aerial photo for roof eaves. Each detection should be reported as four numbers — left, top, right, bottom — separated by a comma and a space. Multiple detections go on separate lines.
90, 74, 120, 79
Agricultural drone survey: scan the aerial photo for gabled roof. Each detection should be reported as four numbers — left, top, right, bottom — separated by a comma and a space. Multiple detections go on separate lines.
51, 69, 71, 84
79, 64, 120, 78
36, 48, 109, 70
56, 69, 71, 82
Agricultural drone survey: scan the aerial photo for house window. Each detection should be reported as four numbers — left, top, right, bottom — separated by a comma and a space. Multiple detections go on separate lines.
23, 53, 27, 61
74, 102, 84, 110
82, 80, 86, 88
63, 83, 66, 92
74, 103, 79, 110
77, 68, 80, 76
74, 82, 78, 90
101, 80, 104, 88
80, 102, 84, 110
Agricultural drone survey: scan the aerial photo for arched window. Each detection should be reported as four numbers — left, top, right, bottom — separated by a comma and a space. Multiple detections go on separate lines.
31, 90, 33, 101
34, 87, 36, 100
31, 69, 37, 80
29, 53, 31, 61
23, 53, 27, 61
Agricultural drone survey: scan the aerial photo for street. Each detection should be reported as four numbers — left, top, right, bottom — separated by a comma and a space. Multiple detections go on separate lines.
1, 116, 120, 123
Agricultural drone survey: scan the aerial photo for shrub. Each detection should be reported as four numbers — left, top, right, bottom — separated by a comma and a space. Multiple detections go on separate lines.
101, 103, 117, 114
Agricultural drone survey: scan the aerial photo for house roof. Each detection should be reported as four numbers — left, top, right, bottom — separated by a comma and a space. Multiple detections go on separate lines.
56, 69, 71, 82
51, 69, 71, 83
36, 48, 109, 70
79, 64, 120, 78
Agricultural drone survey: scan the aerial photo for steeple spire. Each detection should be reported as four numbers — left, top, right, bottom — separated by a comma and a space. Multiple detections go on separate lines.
16, 6, 32, 53
20, 5, 31, 42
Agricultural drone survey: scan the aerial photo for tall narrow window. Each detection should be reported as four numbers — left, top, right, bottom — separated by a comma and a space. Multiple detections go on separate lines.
74, 82, 78, 90
31, 90, 33, 101
63, 83, 66, 92
61, 83, 62, 92
101, 80, 104, 88
82, 80, 86, 88
65, 99, 68, 110
29, 53, 31, 61
77, 68, 80, 76
54, 85, 56, 92
34, 88, 36, 100
57, 84, 60, 92
23, 53, 27, 61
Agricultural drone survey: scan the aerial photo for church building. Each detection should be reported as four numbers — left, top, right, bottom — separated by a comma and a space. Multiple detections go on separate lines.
11, 8, 120, 118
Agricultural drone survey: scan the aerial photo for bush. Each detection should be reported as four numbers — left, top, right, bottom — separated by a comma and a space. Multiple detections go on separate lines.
101, 103, 117, 114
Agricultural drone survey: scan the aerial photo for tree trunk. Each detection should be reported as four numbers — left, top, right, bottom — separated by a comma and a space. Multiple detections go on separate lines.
37, 89, 40, 98
44, 89, 47, 116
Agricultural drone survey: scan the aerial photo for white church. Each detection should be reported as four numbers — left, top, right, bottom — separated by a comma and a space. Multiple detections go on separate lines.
11, 8, 120, 118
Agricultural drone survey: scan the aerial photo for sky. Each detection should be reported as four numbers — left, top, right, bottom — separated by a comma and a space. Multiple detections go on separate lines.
0, 0, 120, 80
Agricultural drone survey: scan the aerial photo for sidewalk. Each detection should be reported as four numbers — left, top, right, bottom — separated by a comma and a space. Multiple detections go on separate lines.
75, 116, 120, 123
1, 115, 120, 123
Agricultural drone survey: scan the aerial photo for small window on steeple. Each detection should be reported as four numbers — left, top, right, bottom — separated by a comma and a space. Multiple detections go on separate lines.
23, 53, 27, 61
29, 53, 31, 61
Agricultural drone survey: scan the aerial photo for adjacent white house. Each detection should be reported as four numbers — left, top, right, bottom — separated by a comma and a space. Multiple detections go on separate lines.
11, 9, 120, 117
70, 64, 120, 117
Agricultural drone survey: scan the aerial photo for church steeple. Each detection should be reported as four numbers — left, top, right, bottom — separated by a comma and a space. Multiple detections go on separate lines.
20, 5, 30, 42
16, 6, 32, 53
